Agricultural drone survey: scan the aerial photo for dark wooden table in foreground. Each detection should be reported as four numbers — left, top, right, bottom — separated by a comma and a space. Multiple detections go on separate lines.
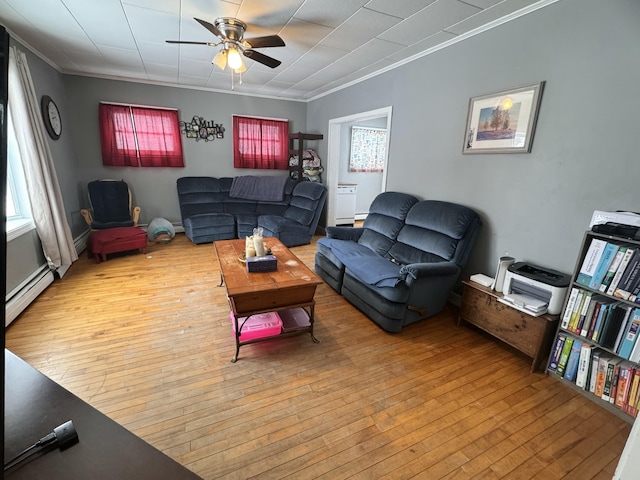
214, 238, 321, 362
4, 349, 202, 479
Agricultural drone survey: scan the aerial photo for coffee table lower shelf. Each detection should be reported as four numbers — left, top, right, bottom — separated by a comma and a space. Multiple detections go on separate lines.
229, 300, 319, 363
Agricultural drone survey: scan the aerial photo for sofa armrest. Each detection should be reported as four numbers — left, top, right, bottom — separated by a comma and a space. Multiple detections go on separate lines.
400, 262, 460, 281
326, 226, 364, 242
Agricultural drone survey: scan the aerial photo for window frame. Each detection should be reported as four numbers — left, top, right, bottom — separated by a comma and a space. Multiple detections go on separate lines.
99, 102, 184, 168
233, 115, 289, 170
6, 113, 34, 241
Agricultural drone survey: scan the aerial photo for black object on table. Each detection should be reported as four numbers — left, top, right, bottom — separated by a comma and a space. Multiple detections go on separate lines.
4, 349, 202, 479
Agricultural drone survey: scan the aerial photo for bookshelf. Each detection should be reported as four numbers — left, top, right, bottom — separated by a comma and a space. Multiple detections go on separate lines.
547, 230, 640, 423
289, 132, 323, 182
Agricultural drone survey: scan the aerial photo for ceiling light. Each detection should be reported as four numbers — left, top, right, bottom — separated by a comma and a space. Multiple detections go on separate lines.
234, 62, 246, 73
227, 47, 243, 70
212, 50, 227, 70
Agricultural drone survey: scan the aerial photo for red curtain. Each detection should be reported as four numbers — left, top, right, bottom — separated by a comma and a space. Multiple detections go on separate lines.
233, 116, 289, 169
99, 104, 138, 167
99, 103, 184, 168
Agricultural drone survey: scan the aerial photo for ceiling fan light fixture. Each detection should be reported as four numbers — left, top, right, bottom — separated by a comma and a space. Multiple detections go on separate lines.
212, 50, 227, 70
234, 62, 246, 73
227, 47, 243, 70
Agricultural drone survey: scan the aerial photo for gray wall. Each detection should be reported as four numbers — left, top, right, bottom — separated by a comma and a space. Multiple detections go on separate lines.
307, 0, 640, 282
64, 76, 307, 225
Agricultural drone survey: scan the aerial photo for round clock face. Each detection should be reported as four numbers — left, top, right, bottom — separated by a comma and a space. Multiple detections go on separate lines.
41, 95, 61, 139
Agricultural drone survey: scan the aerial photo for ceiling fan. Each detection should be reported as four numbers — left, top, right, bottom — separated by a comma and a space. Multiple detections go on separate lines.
166, 17, 285, 71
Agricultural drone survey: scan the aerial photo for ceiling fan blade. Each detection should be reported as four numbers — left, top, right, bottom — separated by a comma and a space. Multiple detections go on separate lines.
165, 40, 215, 45
194, 17, 223, 39
243, 49, 282, 69
243, 35, 285, 49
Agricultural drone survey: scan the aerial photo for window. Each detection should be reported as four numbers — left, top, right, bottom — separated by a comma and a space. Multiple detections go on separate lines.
233, 115, 289, 169
349, 126, 387, 173
6, 114, 33, 241
99, 103, 184, 167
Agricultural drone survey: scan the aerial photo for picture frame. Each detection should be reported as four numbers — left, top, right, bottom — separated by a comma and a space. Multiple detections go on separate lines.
462, 82, 544, 154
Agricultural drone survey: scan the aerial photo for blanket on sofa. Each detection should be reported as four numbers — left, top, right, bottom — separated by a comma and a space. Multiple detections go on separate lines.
326, 239, 404, 288
229, 175, 289, 202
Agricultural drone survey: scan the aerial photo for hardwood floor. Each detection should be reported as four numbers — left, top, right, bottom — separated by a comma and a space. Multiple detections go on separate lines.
6, 233, 631, 479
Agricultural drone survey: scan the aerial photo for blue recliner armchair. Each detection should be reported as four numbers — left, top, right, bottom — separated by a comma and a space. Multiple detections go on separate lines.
315, 192, 482, 332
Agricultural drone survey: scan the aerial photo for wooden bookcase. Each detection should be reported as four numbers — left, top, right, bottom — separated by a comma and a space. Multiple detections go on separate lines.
546, 230, 640, 423
289, 132, 323, 182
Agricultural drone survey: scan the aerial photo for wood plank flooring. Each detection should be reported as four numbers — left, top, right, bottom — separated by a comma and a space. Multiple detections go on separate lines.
5, 233, 632, 479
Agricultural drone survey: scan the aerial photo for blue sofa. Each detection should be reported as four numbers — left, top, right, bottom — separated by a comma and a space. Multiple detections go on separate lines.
314, 192, 482, 332
176, 176, 326, 246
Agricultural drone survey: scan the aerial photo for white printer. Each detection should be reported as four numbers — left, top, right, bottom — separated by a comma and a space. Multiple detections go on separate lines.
499, 262, 571, 316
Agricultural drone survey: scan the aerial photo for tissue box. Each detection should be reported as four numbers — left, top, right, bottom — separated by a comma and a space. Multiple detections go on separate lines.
246, 254, 277, 272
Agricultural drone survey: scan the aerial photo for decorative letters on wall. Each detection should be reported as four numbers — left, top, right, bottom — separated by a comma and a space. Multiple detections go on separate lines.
180, 116, 225, 142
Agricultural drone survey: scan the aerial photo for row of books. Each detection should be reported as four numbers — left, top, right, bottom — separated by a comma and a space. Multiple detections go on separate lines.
561, 287, 640, 361
576, 238, 640, 301
548, 333, 640, 417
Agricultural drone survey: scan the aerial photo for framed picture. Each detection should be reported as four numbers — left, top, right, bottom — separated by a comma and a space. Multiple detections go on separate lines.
463, 82, 545, 154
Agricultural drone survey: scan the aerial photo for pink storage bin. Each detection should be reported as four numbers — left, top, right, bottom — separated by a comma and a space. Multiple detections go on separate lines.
230, 311, 282, 341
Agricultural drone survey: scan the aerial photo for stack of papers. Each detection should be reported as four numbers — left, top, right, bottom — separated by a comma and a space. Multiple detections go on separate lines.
498, 293, 548, 316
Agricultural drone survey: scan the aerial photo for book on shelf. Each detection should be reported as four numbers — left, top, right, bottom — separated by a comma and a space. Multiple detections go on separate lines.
624, 368, 640, 417
607, 248, 636, 296
602, 357, 623, 402
588, 349, 602, 393
598, 303, 626, 349
615, 362, 634, 408
618, 308, 640, 359
594, 353, 614, 398
610, 363, 623, 404
575, 343, 594, 389
580, 295, 599, 337
577, 238, 607, 287
574, 292, 593, 334
548, 333, 568, 372
612, 305, 633, 353
629, 327, 640, 363
592, 301, 615, 343
561, 287, 580, 330
563, 339, 583, 383
568, 290, 587, 333
556, 336, 575, 378
589, 243, 619, 290
599, 247, 627, 293
614, 250, 640, 300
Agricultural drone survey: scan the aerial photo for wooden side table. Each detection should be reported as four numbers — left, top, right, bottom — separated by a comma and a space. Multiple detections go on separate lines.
458, 280, 559, 372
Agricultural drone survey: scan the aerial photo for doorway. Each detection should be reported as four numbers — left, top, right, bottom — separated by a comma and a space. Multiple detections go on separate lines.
325, 106, 392, 227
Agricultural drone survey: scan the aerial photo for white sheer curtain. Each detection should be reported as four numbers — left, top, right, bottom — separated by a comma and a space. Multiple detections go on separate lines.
8, 47, 77, 276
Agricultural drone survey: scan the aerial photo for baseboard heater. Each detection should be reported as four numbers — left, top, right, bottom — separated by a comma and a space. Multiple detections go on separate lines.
5, 266, 54, 326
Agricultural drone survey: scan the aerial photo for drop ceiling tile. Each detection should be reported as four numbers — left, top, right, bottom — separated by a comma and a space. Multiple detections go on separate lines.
121, 0, 180, 15
145, 62, 179, 82
178, 73, 209, 86
364, 0, 438, 19
237, 0, 305, 31
60, 0, 138, 50
179, 58, 214, 77
279, 18, 333, 49
446, 0, 542, 35
273, 65, 318, 84
310, 63, 357, 82
385, 30, 457, 61
463, 0, 503, 8
378, 0, 481, 46
320, 8, 401, 50
291, 44, 350, 70
293, 0, 367, 28
181, 0, 240, 21
124, 4, 180, 43
335, 37, 403, 70
139, 40, 179, 65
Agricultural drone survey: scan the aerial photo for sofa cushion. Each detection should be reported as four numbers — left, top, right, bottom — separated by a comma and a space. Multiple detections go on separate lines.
387, 200, 480, 266
357, 192, 418, 256
284, 182, 326, 226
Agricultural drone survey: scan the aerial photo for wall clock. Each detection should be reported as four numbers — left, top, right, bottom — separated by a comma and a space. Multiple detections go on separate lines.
41, 95, 61, 140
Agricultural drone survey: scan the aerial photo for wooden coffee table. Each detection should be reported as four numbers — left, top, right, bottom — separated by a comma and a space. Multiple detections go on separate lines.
214, 238, 321, 362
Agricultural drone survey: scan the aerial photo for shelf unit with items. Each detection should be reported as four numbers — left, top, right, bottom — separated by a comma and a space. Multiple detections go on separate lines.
546, 230, 640, 423
289, 132, 323, 182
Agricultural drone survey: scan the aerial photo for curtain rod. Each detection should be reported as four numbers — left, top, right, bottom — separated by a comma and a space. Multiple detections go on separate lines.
99, 101, 178, 111
232, 114, 288, 122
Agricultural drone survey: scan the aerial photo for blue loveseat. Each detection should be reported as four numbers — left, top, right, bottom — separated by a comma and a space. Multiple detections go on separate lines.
314, 192, 482, 332
176, 176, 327, 247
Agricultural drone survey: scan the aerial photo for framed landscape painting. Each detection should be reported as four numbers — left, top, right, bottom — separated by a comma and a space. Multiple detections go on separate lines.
462, 82, 545, 154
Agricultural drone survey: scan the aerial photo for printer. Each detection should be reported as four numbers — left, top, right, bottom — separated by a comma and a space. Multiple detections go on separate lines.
498, 262, 571, 316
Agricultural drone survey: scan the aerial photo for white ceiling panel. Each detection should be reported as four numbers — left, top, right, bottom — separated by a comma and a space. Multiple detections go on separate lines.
0, 0, 557, 100
379, 0, 482, 46
364, 0, 438, 19
293, 0, 368, 28
320, 8, 400, 50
